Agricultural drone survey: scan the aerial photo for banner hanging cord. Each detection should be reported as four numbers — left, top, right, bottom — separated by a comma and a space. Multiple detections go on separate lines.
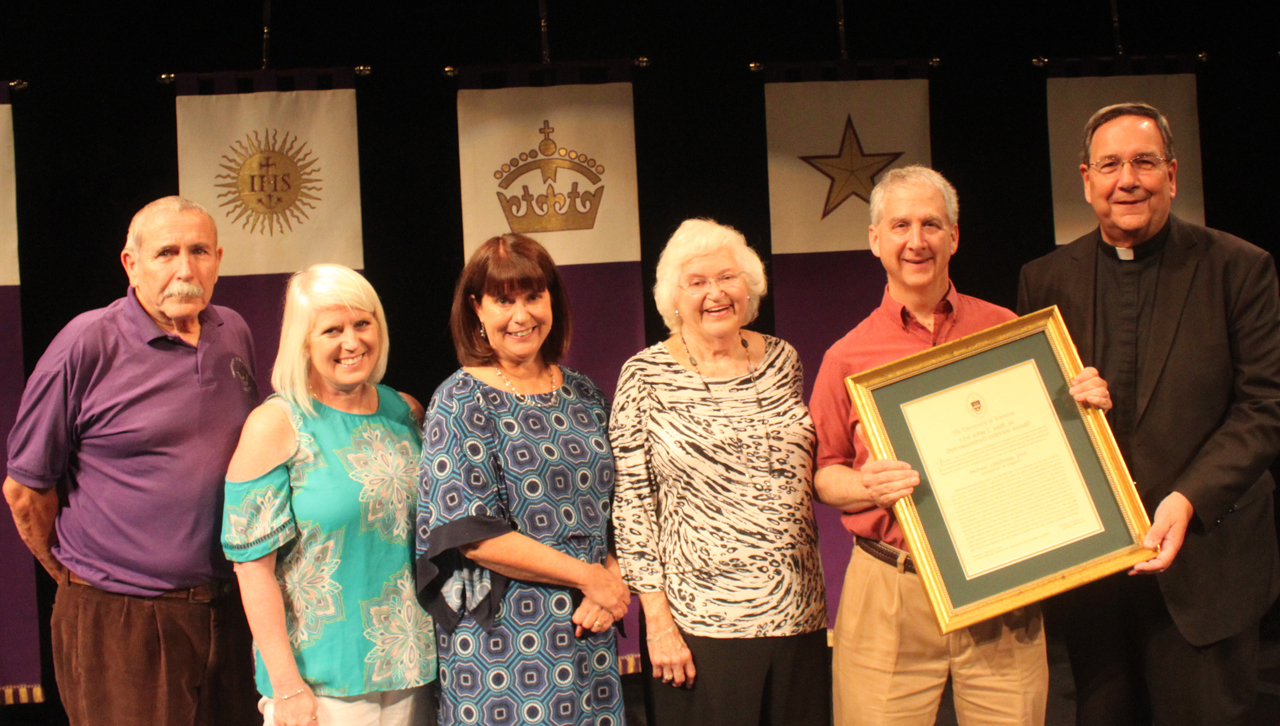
1109, 0, 1124, 56
262, 0, 273, 70
836, 0, 848, 61
539, 0, 551, 64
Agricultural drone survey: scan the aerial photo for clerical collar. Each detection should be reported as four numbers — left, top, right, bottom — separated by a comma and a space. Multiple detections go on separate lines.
1099, 218, 1171, 262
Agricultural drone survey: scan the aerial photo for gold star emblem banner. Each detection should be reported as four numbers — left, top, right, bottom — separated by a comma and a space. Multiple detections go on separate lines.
765, 80, 930, 254
177, 89, 364, 275
764, 80, 930, 632
1047, 74, 1203, 246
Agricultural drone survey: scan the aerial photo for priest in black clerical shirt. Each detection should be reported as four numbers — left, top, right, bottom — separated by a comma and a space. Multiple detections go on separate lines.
1019, 102, 1280, 726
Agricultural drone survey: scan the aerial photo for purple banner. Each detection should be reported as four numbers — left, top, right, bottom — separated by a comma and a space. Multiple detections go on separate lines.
0, 284, 43, 703
772, 249, 885, 628
556, 260, 645, 671
557, 261, 645, 402
210, 272, 293, 398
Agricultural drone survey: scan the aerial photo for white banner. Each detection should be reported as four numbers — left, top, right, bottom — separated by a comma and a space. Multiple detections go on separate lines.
457, 83, 640, 265
766, 80, 931, 254
1047, 75, 1203, 246
0, 104, 17, 286
177, 89, 363, 275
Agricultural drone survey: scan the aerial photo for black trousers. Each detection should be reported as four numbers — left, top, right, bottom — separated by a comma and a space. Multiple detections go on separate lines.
644, 629, 831, 726
1048, 573, 1259, 726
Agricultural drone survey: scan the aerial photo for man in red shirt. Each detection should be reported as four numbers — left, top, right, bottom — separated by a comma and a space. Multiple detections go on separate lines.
810, 166, 1110, 725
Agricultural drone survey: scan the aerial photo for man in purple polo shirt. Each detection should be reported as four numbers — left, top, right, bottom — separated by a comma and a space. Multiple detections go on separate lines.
3, 196, 260, 725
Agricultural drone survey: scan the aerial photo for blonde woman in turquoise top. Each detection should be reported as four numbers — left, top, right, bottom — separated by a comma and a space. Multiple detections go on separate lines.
222, 264, 436, 726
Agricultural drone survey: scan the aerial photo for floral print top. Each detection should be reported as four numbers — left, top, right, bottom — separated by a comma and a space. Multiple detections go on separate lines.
222, 385, 436, 697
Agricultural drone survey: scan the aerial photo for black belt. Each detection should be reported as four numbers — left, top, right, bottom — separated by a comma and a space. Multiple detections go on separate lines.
67, 571, 236, 603
856, 538, 916, 574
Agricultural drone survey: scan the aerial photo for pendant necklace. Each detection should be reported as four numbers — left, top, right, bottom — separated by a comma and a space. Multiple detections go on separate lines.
680, 332, 777, 479
493, 365, 560, 407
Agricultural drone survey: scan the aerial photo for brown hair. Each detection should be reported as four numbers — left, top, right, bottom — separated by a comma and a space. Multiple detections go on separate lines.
450, 233, 573, 366
1080, 102, 1176, 166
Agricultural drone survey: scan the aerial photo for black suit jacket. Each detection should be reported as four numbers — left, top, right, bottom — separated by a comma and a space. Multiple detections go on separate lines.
1018, 215, 1280, 646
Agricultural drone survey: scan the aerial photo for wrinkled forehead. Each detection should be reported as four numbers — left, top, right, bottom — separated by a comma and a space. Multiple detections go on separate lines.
680, 248, 739, 278
882, 183, 949, 222
136, 209, 218, 251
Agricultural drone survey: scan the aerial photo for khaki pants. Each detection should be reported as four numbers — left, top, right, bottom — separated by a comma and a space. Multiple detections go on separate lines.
832, 545, 1048, 726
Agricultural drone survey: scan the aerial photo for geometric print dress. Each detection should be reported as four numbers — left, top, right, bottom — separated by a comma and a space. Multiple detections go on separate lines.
416, 368, 623, 726
222, 385, 437, 698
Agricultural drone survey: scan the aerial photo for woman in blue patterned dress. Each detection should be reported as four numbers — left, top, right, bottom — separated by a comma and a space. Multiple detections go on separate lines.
222, 264, 436, 726
416, 234, 629, 726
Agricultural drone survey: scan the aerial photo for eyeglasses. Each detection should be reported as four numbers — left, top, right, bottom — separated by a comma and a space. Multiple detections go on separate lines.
680, 271, 743, 293
1086, 155, 1170, 177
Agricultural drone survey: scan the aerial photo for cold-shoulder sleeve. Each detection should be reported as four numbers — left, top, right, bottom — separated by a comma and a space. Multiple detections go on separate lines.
415, 372, 516, 632
222, 463, 296, 561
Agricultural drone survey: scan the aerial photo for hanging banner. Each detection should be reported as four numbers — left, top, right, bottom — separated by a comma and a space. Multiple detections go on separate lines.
177, 79, 363, 390
0, 89, 44, 706
457, 81, 644, 674
457, 82, 643, 399
765, 77, 931, 629
1047, 74, 1203, 246
766, 79, 930, 396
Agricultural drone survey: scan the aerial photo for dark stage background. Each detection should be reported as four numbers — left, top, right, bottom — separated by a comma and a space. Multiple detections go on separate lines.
3, 2, 1279, 723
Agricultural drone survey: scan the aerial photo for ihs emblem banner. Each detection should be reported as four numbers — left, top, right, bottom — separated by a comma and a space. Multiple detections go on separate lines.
1046, 74, 1203, 246
456, 83, 644, 399
0, 91, 45, 706
176, 86, 364, 390
764, 79, 930, 629
457, 82, 644, 673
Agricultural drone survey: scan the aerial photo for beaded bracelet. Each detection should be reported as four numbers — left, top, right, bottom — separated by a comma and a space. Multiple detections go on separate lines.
646, 626, 675, 641
276, 687, 307, 701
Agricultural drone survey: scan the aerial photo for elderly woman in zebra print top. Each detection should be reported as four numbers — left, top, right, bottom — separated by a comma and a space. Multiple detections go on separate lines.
610, 218, 830, 726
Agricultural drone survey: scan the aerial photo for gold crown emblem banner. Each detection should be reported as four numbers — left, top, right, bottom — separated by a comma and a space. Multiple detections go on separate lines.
457, 83, 640, 265
177, 89, 364, 276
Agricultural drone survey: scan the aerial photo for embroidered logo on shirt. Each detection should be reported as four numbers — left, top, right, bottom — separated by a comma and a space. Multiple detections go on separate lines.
230, 356, 255, 392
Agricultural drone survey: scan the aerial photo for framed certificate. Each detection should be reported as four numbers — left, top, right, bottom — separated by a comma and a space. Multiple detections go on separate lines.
847, 306, 1153, 633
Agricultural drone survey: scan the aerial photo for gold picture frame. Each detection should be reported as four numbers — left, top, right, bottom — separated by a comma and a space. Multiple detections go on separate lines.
846, 306, 1153, 633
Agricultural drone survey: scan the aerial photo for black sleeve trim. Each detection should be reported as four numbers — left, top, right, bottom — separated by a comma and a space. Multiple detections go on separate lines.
414, 514, 513, 633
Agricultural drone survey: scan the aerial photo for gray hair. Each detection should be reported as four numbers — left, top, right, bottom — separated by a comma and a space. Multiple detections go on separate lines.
1080, 102, 1176, 165
124, 196, 217, 255
653, 218, 767, 334
869, 166, 959, 227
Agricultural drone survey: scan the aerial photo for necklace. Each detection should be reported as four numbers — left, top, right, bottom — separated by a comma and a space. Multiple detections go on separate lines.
493, 365, 559, 407
679, 333, 777, 479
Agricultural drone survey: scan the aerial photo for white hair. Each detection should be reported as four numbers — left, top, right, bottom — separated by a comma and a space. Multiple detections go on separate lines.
653, 218, 767, 334
272, 264, 389, 418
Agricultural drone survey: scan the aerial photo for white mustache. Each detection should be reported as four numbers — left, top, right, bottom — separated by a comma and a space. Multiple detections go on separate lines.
163, 282, 205, 300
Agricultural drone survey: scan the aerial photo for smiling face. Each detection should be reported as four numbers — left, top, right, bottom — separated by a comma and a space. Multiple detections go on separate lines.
308, 306, 381, 394
472, 288, 554, 368
868, 181, 958, 304
675, 249, 749, 344
121, 210, 222, 334
1081, 114, 1178, 248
